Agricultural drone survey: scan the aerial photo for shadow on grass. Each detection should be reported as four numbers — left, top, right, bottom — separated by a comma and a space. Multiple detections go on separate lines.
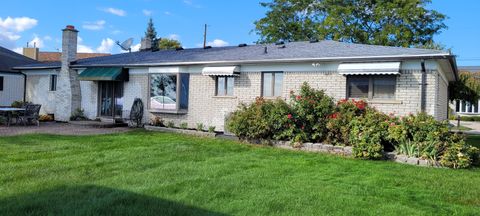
0, 185, 227, 216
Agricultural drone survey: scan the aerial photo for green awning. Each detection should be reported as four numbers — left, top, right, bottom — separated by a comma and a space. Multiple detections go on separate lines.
78, 67, 129, 81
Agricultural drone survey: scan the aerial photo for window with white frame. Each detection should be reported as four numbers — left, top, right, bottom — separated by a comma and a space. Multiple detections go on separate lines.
262, 72, 283, 97
216, 76, 234, 96
347, 75, 396, 99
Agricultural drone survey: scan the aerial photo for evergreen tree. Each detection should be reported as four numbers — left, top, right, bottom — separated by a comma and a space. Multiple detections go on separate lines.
145, 18, 157, 41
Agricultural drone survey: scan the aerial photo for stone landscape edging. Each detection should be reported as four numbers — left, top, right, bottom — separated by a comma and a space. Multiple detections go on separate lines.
144, 125, 217, 137
143, 126, 443, 168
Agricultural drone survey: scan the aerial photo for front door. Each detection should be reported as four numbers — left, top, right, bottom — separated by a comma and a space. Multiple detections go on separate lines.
99, 81, 124, 118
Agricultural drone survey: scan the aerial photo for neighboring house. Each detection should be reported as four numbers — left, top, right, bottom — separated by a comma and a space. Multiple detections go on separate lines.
15, 25, 458, 131
451, 66, 480, 116
0, 46, 38, 106
23, 46, 110, 62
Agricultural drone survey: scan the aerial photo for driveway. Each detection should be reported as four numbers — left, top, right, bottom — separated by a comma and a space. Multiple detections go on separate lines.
0, 122, 132, 136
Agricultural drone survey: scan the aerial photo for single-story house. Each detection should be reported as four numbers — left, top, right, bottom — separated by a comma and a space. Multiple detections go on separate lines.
15, 25, 458, 131
451, 66, 480, 116
0, 46, 38, 106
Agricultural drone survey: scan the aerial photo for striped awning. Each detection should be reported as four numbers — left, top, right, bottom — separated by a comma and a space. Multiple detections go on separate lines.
202, 66, 240, 76
79, 67, 129, 81
338, 62, 401, 75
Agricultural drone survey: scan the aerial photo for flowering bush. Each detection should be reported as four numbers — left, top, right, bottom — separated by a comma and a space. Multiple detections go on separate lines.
326, 99, 367, 145
349, 108, 394, 159
289, 82, 334, 142
226, 97, 292, 140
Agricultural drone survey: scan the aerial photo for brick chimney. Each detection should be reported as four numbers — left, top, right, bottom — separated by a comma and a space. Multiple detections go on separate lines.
22, 42, 39, 60
140, 37, 152, 51
55, 25, 82, 121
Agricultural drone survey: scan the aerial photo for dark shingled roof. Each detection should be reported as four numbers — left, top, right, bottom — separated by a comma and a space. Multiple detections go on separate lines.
15, 40, 451, 69
0, 46, 38, 72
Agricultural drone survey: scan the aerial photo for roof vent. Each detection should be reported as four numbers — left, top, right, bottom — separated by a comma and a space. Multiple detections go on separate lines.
309, 39, 319, 43
176, 47, 184, 51
238, 43, 247, 47
275, 41, 285, 45
204, 46, 212, 49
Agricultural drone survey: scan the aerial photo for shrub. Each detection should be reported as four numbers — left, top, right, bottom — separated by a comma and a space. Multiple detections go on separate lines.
326, 99, 367, 145
196, 123, 204, 131
11, 101, 30, 108
226, 97, 292, 140
440, 140, 479, 169
289, 82, 334, 142
208, 126, 216, 133
388, 113, 450, 145
151, 116, 164, 127
39, 114, 54, 122
69, 108, 88, 121
166, 121, 175, 128
349, 108, 393, 159
180, 122, 188, 129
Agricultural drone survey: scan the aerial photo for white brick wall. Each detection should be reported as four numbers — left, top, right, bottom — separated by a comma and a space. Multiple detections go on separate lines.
25, 74, 56, 115
80, 81, 98, 119
152, 69, 447, 131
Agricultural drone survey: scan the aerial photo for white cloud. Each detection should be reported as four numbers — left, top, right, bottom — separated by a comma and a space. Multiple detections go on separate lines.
183, 0, 202, 8
77, 36, 94, 53
0, 16, 37, 49
111, 30, 122, 35
96, 38, 115, 53
0, 31, 20, 41
77, 44, 94, 53
207, 39, 229, 47
13, 47, 22, 54
142, 9, 152, 16
28, 34, 43, 48
43, 35, 52, 41
101, 7, 126, 16
168, 34, 180, 40
0, 16, 37, 32
130, 43, 141, 52
82, 20, 106, 30
164, 11, 172, 15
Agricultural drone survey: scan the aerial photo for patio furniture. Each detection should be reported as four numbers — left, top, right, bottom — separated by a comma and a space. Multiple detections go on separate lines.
17, 104, 42, 126
0, 107, 26, 127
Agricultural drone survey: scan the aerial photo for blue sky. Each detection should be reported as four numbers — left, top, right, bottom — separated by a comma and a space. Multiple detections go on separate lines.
0, 0, 479, 66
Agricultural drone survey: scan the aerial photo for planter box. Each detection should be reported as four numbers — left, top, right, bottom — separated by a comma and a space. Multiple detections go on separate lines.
145, 125, 217, 137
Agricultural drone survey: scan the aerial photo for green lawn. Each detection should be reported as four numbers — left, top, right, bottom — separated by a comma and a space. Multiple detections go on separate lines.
467, 135, 480, 148
0, 131, 479, 215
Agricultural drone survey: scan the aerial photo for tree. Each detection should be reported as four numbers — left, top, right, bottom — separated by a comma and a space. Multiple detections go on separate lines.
450, 72, 480, 104
254, 0, 447, 48
158, 38, 182, 50
145, 18, 157, 41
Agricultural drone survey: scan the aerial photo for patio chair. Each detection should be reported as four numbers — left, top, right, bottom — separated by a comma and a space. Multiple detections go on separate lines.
17, 104, 42, 126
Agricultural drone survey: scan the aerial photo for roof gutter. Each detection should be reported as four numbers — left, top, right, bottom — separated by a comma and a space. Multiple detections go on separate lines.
69, 53, 453, 68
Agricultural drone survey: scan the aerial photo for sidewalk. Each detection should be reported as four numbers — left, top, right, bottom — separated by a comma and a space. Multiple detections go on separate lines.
450, 120, 480, 135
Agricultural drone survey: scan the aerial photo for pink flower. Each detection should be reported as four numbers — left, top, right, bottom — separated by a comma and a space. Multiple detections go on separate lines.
296, 95, 302, 100
287, 114, 292, 119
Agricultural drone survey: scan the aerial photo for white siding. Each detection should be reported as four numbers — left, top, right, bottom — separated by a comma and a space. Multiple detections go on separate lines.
0, 73, 24, 106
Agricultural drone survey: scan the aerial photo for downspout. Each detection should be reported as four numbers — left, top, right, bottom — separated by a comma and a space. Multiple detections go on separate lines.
21, 72, 27, 102
420, 59, 427, 113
